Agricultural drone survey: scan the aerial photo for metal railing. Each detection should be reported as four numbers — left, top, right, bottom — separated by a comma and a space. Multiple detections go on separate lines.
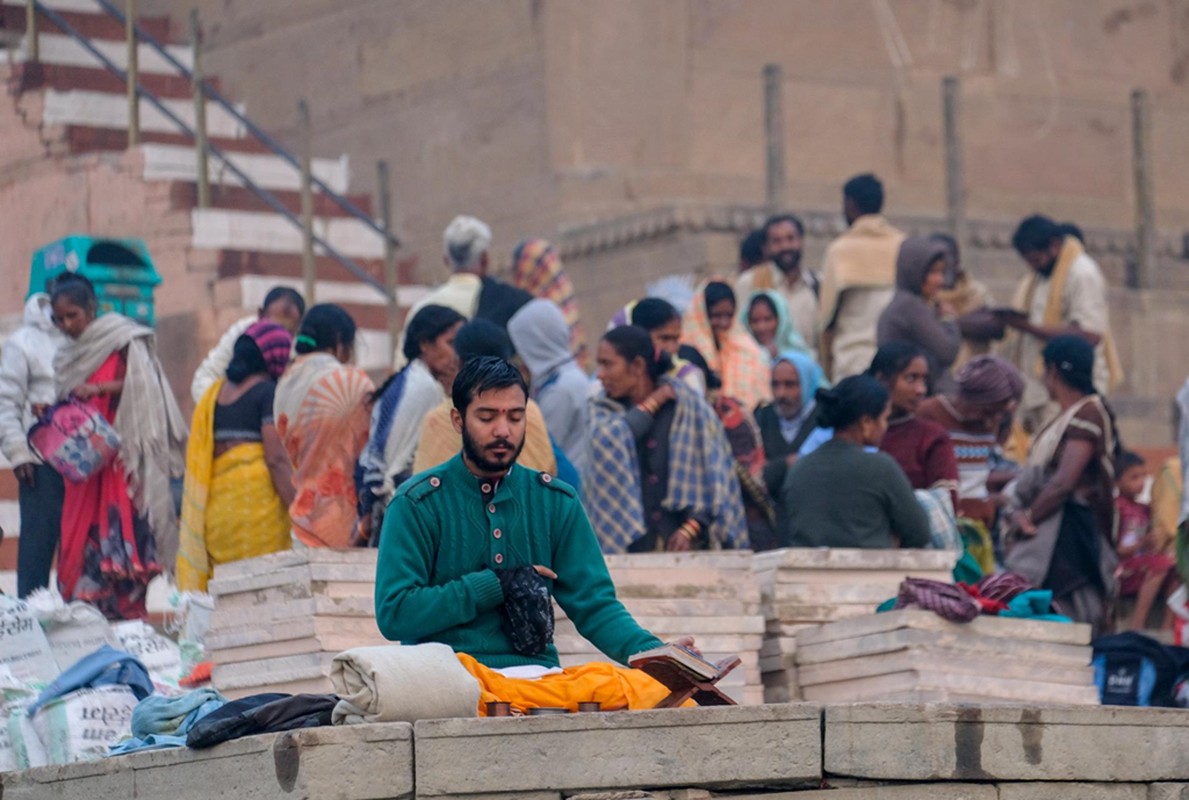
23, 0, 403, 313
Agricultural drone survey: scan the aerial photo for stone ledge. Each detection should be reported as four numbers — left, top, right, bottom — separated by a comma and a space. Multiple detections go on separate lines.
825, 704, 1189, 783
414, 704, 822, 797
0, 722, 414, 800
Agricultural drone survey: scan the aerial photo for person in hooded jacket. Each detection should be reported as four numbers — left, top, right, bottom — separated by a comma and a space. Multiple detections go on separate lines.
876, 236, 962, 394
507, 299, 591, 479
0, 292, 67, 596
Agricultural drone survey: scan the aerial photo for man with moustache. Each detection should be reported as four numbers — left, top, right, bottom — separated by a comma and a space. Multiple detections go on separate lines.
374, 356, 683, 680
734, 214, 820, 350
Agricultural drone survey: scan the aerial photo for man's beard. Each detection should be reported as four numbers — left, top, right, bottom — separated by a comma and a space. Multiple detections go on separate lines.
773, 248, 802, 275
461, 423, 525, 473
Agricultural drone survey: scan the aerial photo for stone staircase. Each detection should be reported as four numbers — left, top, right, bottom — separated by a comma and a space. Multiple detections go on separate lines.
0, 0, 425, 580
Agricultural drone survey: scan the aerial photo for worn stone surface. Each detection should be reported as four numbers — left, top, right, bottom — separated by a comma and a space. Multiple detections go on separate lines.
998, 783, 1148, 800
825, 704, 1189, 782
1, 722, 413, 800
1150, 785, 1189, 800
725, 785, 996, 800
415, 704, 822, 795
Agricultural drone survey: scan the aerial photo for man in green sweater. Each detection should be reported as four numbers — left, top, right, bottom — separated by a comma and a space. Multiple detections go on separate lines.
375, 356, 670, 671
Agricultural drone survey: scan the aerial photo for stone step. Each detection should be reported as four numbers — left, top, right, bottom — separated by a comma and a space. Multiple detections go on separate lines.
15, 61, 218, 100
169, 183, 375, 220
63, 125, 275, 155
797, 646, 1096, 688
804, 669, 1100, 705
191, 208, 386, 260
752, 546, 959, 573
796, 627, 1092, 667
2, 0, 109, 13
143, 142, 350, 195
797, 609, 1092, 648
14, 31, 194, 75
43, 88, 243, 138
0, 4, 173, 42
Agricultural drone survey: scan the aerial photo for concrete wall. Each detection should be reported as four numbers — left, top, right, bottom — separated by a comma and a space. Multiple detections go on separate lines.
144, 0, 1189, 267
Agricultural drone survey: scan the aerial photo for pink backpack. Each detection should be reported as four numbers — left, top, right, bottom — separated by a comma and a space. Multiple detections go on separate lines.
27, 400, 121, 483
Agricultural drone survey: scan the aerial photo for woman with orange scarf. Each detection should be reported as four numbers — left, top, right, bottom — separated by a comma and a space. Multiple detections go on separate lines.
682, 280, 771, 412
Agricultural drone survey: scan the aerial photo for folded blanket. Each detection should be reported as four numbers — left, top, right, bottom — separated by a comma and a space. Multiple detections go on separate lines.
330, 644, 479, 725
131, 687, 225, 738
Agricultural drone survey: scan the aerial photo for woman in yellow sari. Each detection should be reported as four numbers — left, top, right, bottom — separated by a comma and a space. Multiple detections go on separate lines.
177, 321, 296, 591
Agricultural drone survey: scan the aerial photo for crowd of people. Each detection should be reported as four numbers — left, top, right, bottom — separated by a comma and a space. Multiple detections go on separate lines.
1, 172, 1184, 642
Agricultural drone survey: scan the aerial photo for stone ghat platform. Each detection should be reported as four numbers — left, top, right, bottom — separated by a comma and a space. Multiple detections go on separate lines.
6, 703, 1189, 799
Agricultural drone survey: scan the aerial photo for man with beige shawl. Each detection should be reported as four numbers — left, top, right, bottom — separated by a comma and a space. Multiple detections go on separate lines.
818, 173, 905, 382
999, 215, 1124, 434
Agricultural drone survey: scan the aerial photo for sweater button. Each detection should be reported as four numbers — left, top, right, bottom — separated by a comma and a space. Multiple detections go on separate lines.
494, 553, 504, 565
429, 477, 441, 487
481, 482, 492, 493
488, 503, 496, 514
493, 529, 502, 539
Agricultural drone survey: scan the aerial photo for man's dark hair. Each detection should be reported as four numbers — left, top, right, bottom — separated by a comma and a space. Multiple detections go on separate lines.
843, 173, 884, 216
1011, 215, 1063, 254
762, 214, 805, 240
49, 272, 98, 313
1117, 450, 1145, 472
630, 297, 681, 331
454, 318, 513, 362
451, 355, 528, 415
739, 229, 766, 268
1057, 221, 1085, 244
402, 304, 466, 363
262, 286, 306, 318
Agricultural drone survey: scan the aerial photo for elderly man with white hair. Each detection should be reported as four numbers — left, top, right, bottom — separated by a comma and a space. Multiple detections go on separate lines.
395, 215, 531, 368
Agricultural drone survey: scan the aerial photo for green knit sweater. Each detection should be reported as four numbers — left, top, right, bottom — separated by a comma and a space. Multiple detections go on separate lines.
374, 454, 662, 670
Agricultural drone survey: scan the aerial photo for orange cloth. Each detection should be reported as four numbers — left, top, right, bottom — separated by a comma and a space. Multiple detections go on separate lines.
455, 653, 678, 715
682, 278, 772, 411
274, 352, 374, 548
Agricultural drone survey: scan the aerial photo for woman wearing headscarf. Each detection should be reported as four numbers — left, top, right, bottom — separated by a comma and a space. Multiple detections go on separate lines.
358, 305, 465, 541
917, 355, 1025, 529
51, 275, 186, 619
510, 238, 587, 366
742, 290, 810, 360
1003, 335, 1120, 633
178, 321, 295, 591
274, 304, 374, 549
508, 299, 591, 478
756, 351, 826, 504
877, 236, 962, 394
682, 280, 771, 412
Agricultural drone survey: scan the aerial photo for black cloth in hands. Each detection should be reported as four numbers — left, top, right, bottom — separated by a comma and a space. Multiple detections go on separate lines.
186, 693, 339, 749
495, 566, 554, 656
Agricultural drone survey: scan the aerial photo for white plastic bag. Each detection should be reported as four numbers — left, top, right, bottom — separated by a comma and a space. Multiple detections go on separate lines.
31, 685, 137, 765
0, 596, 58, 687
112, 620, 182, 686
25, 589, 121, 673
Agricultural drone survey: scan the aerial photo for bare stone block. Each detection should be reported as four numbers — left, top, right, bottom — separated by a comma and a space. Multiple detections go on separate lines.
725, 785, 997, 800
998, 783, 1148, 800
1150, 784, 1189, 800
2, 723, 413, 800
415, 704, 822, 795
825, 704, 1189, 782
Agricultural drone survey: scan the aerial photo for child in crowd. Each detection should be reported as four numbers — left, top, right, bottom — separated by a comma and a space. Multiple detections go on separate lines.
1115, 451, 1177, 630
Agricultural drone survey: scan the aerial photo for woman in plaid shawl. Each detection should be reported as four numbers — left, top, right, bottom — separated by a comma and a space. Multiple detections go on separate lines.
586, 325, 747, 554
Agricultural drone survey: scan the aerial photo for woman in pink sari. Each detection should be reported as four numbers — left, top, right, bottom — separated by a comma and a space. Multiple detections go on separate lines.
274, 304, 374, 548
51, 275, 187, 619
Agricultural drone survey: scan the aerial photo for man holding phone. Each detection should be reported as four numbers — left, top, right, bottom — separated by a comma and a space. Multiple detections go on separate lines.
998, 215, 1121, 434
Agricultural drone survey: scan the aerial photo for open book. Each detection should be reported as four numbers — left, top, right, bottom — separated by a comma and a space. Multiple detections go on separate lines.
629, 643, 741, 707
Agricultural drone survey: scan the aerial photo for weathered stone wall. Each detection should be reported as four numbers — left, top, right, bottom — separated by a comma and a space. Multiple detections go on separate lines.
144, 0, 1189, 265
